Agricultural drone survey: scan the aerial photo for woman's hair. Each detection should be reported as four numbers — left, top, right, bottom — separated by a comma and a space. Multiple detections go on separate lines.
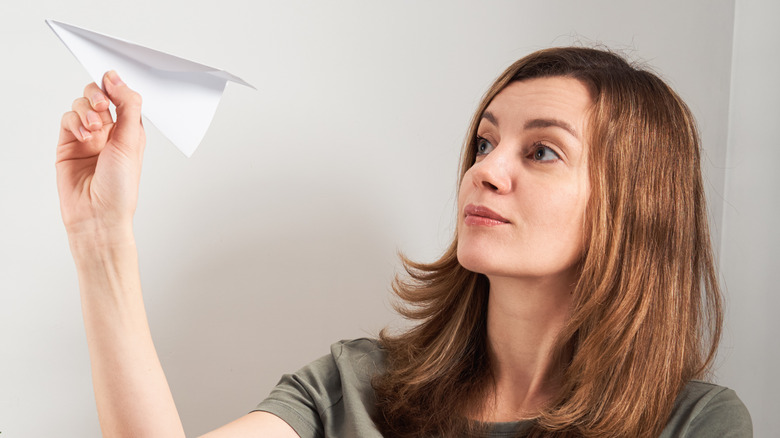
372, 47, 723, 438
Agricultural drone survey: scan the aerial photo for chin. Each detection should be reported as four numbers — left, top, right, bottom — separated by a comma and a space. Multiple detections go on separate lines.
457, 243, 582, 282
456, 243, 502, 276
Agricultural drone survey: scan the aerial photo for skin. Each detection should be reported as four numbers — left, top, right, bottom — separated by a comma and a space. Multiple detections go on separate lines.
58, 72, 297, 437
58, 73, 591, 434
457, 77, 592, 420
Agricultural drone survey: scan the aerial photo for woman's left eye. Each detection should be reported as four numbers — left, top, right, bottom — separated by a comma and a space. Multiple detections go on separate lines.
530, 143, 560, 162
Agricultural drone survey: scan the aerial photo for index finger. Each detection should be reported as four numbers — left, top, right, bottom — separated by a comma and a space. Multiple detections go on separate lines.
83, 82, 113, 124
100, 71, 145, 153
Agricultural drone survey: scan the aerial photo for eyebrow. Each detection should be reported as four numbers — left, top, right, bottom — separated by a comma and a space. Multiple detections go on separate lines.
524, 118, 580, 140
481, 110, 499, 126
480, 110, 580, 140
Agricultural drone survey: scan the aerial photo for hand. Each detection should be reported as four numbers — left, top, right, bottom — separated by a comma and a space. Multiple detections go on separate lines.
56, 71, 145, 241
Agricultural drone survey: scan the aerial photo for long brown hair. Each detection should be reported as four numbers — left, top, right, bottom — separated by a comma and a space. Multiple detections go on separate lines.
372, 47, 723, 437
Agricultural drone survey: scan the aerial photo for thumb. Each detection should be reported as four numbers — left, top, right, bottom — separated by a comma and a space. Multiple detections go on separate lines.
102, 70, 144, 152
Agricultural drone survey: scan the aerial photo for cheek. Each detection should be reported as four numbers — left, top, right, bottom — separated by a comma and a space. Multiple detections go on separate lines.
544, 184, 590, 252
550, 192, 587, 226
523, 178, 589, 246
456, 175, 471, 220
516, 179, 580, 225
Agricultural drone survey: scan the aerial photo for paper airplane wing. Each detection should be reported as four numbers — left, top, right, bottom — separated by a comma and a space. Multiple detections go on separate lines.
47, 19, 255, 157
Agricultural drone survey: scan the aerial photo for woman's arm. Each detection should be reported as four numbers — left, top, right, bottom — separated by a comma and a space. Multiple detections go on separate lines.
70, 232, 185, 437
199, 412, 298, 437
58, 71, 184, 437
58, 71, 299, 437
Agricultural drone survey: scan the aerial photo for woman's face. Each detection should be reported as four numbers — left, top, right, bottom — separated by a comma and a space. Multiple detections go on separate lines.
457, 77, 592, 283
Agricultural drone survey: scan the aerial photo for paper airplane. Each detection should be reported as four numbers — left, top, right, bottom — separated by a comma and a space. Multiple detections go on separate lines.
46, 19, 255, 157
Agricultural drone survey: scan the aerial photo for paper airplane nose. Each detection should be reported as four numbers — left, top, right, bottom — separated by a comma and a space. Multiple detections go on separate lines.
47, 19, 255, 157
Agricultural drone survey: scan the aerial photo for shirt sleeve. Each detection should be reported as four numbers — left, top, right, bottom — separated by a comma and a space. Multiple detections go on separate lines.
252, 352, 343, 438
250, 339, 384, 438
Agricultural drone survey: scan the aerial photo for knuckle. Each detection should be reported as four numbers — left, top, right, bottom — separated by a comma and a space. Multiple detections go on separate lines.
61, 111, 78, 127
71, 97, 86, 110
83, 82, 98, 95
127, 91, 142, 107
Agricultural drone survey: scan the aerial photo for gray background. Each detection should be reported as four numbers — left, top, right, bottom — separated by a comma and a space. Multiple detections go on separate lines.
0, 0, 776, 436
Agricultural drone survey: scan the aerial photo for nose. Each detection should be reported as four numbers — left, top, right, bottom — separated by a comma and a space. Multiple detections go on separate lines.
471, 148, 512, 194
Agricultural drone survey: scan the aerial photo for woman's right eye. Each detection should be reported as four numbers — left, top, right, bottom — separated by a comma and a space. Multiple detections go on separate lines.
476, 137, 495, 156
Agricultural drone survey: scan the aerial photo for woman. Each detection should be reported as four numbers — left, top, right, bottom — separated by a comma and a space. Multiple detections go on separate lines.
57, 47, 751, 437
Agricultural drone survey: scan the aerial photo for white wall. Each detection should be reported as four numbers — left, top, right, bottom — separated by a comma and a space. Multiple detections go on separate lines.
717, 0, 780, 436
0, 0, 764, 436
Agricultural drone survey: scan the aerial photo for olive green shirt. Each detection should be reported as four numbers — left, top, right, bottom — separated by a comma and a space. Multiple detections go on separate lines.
253, 338, 752, 437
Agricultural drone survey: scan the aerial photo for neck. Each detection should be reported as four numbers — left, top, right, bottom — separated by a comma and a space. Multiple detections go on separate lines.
478, 273, 575, 422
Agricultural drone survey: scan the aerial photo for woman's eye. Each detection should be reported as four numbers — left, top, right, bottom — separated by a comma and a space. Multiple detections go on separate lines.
476, 137, 495, 155
530, 143, 560, 162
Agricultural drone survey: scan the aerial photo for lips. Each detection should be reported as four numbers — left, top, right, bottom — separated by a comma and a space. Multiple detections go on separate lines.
464, 204, 510, 226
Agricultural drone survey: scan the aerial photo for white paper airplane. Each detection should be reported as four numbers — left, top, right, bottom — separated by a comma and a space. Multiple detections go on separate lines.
46, 19, 255, 157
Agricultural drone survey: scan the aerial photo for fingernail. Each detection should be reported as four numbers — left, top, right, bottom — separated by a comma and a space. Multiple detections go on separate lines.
91, 92, 105, 106
79, 126, 92, 141
108, 70, 125, 86
87, 111, 100, 127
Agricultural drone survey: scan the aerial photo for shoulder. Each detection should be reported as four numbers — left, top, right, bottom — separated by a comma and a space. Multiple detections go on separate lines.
315, 338, 387, 394
330, 337, 387, 370
660, 380, 753, 437
253, 338, 386, 438
267, 338, 384, 407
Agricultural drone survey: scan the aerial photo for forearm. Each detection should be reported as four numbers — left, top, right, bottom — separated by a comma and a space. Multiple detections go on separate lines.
70, 228, 185, 438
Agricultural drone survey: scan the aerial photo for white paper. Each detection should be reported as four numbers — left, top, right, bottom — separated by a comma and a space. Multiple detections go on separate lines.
46, 19, 255, 157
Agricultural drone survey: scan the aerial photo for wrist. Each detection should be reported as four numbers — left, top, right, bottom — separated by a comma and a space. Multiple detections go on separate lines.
67, 223, 142, 300
67, 220, 137, 258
